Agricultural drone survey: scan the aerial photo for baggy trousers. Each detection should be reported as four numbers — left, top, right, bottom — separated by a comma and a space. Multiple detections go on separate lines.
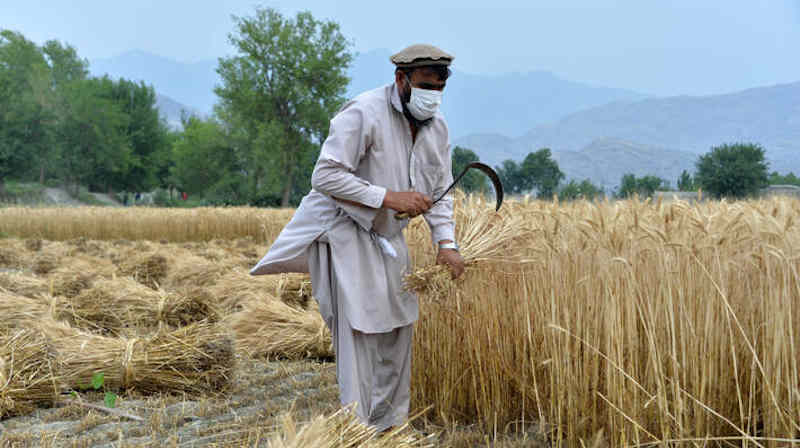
309, 241, 413, 431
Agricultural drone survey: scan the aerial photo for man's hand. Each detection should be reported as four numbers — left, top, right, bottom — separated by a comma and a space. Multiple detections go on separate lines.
382, 190, 433, 217
437, 248, 465, 279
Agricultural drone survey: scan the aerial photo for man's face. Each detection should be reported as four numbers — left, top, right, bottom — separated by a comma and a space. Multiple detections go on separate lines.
397, 67, 447, 103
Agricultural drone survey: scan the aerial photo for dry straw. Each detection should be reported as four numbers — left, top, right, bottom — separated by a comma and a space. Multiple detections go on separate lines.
266, 405, 435, 448
0, 329, 60, 417
226, 296, 332, 360
37, 318, 234, 394
209, 270, 312, 313
64, 277, 220, 335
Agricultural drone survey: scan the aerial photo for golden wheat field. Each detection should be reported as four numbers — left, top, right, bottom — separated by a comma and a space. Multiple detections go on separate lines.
0, 194, 799, 447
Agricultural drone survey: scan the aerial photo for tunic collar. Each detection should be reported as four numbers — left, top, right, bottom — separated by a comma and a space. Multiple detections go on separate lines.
390, 83, 404, 114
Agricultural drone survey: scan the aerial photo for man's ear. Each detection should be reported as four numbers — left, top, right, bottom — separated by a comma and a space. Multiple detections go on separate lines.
394, 70, 406, 87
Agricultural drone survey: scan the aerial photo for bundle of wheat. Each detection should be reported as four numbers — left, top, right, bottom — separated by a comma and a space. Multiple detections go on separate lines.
276, 274, 313, 309
118, 252, 168, 289
226, 297, 332, 360
0, 329, 60, 417
38, 319, 234, 394
24, 238, 43, 252
0, 272, 49, 298
267, 406, 435, 448
0, 290, 62, 330
0, 247, 22, 269
47, 255, 118, 298
163, 253, 229, 290
209, 269, 288, 312
31, 253, 59, 275
404, 204, 533, 293
64, 278, 220, 335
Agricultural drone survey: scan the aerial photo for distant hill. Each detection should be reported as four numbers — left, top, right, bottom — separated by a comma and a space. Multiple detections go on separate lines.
457, 82, 800, 189
91, 49, 646, 139
154, 93, 199, 129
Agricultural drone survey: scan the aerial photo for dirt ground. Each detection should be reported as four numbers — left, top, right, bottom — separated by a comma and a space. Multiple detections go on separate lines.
0, 358, 547, 447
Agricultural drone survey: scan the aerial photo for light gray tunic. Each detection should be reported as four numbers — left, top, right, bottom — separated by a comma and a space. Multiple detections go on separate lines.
250, 83, 455, 333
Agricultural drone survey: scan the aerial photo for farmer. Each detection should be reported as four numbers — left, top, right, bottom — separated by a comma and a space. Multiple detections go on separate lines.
250, 43, 464, 431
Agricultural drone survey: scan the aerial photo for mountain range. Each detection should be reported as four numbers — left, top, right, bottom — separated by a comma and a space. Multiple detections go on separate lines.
90, 50, 800, 190
456, 81, 800, 189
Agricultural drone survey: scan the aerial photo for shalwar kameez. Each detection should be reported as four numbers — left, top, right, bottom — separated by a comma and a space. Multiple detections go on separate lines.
250, 50, 455, 431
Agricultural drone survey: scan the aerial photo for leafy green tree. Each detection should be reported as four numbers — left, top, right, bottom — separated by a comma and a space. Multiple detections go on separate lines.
617, 173, 667, 198
56, 77, 132, 195
768, 171, 800, 186
495, 159, 524, 195
451, 146, 487, 193
37, 39, 89, 183
520, 148, 564, 198
559, 179, 603, 201
170, 117, 243, 201
215, 7, 353, 206
0, 30, 52, 190
107, 79, 170, 193
695, 143, 769, 199
677, 170, 695, 191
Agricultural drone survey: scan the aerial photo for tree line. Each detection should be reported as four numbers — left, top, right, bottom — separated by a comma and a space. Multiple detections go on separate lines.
0, 30, 172, 198
457, 142, 783, 201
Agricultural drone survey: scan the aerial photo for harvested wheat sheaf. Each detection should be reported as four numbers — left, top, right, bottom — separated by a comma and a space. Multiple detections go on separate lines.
267, 406, 435, 448
118, 252, 168, 289
0, 272, 49, 298
0, 329, 60, 417
227, 297, 332, 360
64, 277, 220, 335
37, 319, 234, 394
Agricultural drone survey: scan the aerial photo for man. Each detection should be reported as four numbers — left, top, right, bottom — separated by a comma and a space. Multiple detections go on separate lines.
250, 43, 464, 431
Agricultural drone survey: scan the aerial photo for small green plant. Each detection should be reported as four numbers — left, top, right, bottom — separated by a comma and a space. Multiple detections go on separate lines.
70, 372, 117, 408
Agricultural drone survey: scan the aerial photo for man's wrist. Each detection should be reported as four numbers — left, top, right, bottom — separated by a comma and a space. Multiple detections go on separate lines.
438, 241, 459, 251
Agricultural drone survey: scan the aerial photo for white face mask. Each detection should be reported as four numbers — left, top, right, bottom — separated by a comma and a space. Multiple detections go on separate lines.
406, 85, 443, 121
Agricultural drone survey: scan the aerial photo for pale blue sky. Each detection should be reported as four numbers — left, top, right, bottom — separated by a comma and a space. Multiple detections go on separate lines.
3, 0, 799, 95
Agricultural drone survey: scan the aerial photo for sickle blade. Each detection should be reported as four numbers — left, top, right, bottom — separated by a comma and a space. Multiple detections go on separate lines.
466, 162, 503, 211
436, 162, 504, 211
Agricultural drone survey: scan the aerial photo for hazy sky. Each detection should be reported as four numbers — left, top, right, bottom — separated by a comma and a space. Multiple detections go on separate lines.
3, 0, 799, 96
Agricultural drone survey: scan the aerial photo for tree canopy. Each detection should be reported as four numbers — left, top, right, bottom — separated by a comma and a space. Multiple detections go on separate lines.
695, 143, 769, 199
495, 148, 564, 198
215, 7, 353, 206
451, 146, 488, 193
0, 29, 169, 196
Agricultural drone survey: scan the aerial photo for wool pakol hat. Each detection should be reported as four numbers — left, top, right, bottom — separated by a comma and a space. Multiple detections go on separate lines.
390, 44, 454, 68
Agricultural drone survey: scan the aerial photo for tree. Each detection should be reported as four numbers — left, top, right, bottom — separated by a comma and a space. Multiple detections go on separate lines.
617, 173, 667, 198
170, 116, 243, 202
695, 143, 768, 199
0, 30, 52, 191
768, 171, 800, 187
56, 77, 131, 195
495, 159, 524, 195
215, 7, 353, 206
520, 148, 564, 198
108, 79, 170, 193
559, 179, 603, 201
451, 146, 487, 193
677, 170, 695, 191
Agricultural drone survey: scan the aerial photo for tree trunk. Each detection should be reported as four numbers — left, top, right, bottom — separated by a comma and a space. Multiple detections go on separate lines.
281, 170, 294, 207
39, 165, 45, 184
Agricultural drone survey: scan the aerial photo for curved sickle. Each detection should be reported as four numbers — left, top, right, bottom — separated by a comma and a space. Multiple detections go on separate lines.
395, 162, 504, 219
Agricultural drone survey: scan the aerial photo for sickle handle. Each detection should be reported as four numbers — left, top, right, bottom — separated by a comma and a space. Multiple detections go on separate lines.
395, 211, 411, 220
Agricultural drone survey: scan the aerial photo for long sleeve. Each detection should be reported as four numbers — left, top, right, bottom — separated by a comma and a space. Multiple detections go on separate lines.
423, 144, 456, 246
311, 102, 387, 230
